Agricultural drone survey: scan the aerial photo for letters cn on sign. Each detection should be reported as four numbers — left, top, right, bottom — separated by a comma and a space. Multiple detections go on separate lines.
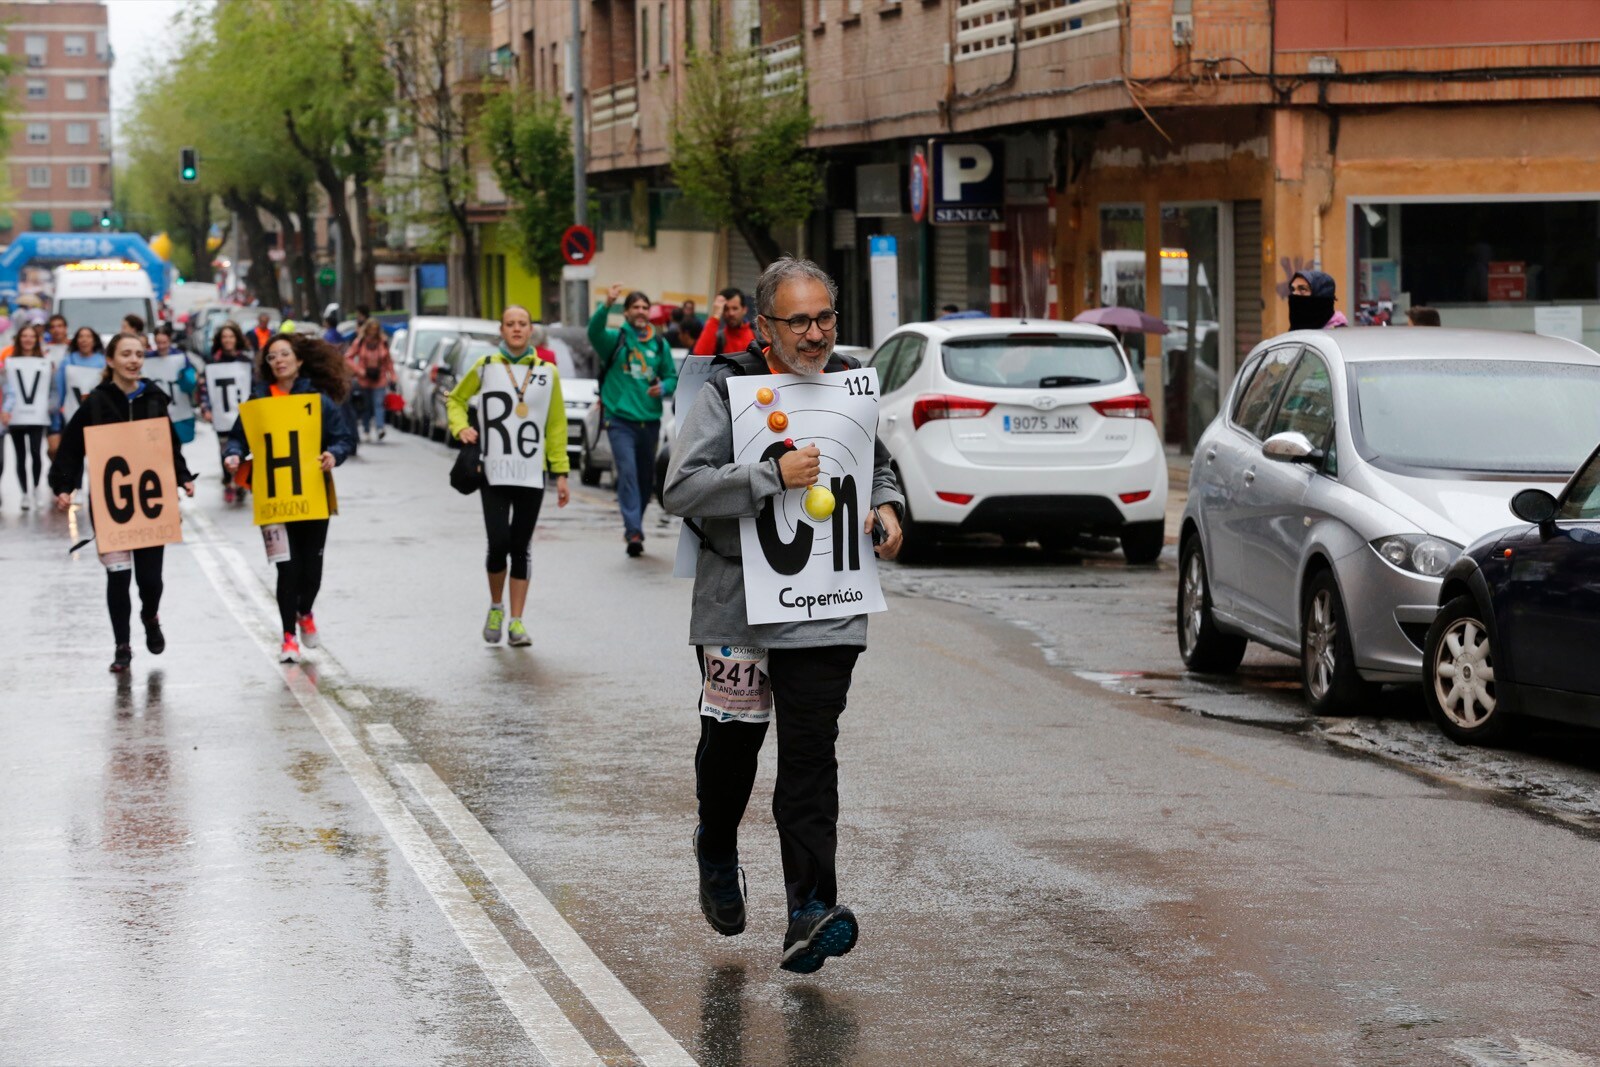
729, 370, 888, 626
84, 421, 182, 551
241, 393, 330, 525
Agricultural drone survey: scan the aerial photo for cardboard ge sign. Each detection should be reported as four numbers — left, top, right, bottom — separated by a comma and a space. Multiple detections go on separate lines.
84, 421, 182, 551
241, 393, 330, 525
730, 369, 888, 625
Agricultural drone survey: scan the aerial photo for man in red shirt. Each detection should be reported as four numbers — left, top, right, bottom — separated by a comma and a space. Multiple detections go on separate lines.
691, 287, 754, 356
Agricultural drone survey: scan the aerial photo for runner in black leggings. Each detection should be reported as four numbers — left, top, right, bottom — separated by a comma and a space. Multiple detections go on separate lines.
3, 322, 52, 509
223, 333, 356, 663
445, 306, 570, 647
49, 332, 196, 672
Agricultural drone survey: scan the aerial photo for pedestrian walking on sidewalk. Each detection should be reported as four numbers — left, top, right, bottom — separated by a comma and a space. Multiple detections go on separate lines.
588, 283, 678, 557
663, 256, 905, 975
50, 332, 196, 673
345, 318, 394, 443
447, 306, 570, 648
222, 334, 356, 664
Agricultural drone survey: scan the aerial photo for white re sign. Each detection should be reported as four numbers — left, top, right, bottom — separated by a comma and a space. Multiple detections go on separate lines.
730, 369, 887, 626
479, 366, 554, 489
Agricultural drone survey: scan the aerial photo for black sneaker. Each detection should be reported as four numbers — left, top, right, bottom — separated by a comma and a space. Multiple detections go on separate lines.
109, 645, 133, 673
626, 535, 645, 558
780, 903, 858, 974
143, 615, 166, 655
693, 826, 746, 936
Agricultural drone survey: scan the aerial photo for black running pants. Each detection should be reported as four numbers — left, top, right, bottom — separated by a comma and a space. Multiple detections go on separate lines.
9, 426, 43, 491
275, 519, 329, 635
107, 546, 165, 646
480, 484, 544, 581
694, 645, 862, 916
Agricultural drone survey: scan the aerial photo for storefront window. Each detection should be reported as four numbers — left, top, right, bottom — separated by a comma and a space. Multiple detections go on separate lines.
1160, 204, 1222, 450
1354, 199, 1600, 345
1099, 205, 1146, 383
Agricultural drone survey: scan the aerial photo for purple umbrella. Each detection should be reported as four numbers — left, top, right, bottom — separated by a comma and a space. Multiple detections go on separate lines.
1073, 306, 1170, 335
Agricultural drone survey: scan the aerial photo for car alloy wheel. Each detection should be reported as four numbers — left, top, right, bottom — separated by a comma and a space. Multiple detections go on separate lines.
1432, 616, 1495, 729
1303, 588, 1338, 704
1180, 551, 1205, 656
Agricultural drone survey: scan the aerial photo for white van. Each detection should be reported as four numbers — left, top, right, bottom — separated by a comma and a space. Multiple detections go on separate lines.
52, 261, 158, 341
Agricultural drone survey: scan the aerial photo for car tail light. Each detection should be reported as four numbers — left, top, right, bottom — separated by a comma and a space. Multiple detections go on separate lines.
1119, 491, 1151, 504
936, 491, 974, 505
912, 394, 995, 430
1091, 394, 1154, 420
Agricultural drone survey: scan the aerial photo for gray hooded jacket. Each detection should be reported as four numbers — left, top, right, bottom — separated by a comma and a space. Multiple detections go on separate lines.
663, 347, 905, 650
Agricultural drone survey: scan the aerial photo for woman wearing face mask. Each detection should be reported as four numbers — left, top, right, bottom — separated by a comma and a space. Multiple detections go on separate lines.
588, 283, 678, 557
1, 323, 51, 509
201, 321, 254, 503
448, 305, 570, 646
50, 332, 197, 673
222, 334, 356, 663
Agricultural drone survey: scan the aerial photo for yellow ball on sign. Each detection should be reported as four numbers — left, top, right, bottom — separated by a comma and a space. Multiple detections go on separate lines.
802, 484, 835, 521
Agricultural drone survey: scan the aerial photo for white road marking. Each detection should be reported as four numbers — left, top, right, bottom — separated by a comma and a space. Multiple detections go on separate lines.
399, 761, 698, 1067
183, 512, 604, 1067
366, 722, 408, 747
340, 688, 373, 708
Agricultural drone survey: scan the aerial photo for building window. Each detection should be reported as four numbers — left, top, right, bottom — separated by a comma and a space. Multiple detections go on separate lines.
67, 165, 90, 189
65, 80, 86, 101
28, 166, 51, 189
660, 3, 670, 65
98, 120, 110, 148
26, 123, 49, 145
26, 79, 46, 100
66, 123, 89, 145
25, 35, 46, 65
640, 7, 650, 73
64, 35, 87, 57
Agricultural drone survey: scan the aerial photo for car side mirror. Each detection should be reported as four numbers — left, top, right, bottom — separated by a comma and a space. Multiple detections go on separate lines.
1510, 487, 1559, 526
1262, 430, 1324, 465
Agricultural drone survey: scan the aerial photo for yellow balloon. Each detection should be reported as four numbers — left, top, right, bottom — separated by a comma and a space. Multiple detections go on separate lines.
802, 484, 835, 521
149, 232, 173, 261
206, 235, 223, 252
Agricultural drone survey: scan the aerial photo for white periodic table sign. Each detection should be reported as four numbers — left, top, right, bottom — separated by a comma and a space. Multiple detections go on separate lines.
729, 368, 887, 626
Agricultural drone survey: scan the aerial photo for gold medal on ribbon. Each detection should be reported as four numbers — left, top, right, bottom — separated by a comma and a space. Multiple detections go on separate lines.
515, 401, 529, 418
501, 357, 536, 421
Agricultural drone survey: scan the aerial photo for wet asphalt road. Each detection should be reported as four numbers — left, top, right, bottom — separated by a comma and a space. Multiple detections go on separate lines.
2, 426, 1598, 1067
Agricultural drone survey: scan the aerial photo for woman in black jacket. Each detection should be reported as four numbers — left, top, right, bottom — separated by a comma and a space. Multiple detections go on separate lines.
51, 332, 196, 673
223, 333, 355, 663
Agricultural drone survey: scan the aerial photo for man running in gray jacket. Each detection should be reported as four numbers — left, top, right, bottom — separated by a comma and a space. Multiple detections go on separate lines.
663, 256, 904, 974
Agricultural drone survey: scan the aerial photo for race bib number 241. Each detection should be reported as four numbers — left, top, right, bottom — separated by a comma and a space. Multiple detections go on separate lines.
699, 645, 773, 724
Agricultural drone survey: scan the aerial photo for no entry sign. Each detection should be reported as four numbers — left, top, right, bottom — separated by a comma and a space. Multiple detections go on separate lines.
561, 224, 596, 266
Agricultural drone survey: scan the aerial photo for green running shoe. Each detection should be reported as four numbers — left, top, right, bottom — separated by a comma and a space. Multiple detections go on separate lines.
483, 607, 505, 644
507, 618, 532, 647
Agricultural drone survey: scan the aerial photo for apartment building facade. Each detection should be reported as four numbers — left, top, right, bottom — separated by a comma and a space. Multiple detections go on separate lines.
0, 1, 114, 239
479, 0, 1600, 444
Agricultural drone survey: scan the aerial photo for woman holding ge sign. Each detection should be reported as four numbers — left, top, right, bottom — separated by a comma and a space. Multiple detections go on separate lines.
447, 305, 569, 648
223, 334, 356, 664
50, 332, 196, 673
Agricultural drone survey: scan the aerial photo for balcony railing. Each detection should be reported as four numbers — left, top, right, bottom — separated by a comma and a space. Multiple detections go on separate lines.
956, 0, 1119, 60
590, 80, 638, 130
756, 35, 803, 96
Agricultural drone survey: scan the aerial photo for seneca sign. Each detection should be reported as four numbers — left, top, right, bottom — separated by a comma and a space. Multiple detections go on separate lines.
929, 140, 1005, 225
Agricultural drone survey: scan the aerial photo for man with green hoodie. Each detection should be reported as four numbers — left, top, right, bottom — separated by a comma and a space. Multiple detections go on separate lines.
589, 284, 678, 556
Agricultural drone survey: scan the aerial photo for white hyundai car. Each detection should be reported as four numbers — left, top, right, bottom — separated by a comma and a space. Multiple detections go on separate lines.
867, 319, 1168, 562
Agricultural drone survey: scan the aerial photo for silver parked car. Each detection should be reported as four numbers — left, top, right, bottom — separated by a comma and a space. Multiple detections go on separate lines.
1177, 328, 1600, 712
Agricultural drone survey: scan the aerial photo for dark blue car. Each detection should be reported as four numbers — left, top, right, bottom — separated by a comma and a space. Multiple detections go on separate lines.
1426, 443, 1600, 743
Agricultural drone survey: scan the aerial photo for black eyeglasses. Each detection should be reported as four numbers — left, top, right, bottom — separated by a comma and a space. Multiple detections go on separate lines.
766, 309, 839, 335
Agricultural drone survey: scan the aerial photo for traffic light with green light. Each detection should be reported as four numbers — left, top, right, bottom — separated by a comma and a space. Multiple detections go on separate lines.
98, 211, 111, 229
180, 147, 198, 183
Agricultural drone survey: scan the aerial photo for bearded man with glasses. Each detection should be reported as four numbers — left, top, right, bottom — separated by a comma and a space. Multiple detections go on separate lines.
663, 256, 904, 975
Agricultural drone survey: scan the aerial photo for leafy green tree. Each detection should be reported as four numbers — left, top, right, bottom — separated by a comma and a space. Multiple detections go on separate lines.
670, 47, 819, 269
479, 90, 575, 322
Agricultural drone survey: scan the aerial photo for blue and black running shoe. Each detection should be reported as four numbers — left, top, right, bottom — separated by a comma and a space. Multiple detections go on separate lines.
780, 902, 858, 974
